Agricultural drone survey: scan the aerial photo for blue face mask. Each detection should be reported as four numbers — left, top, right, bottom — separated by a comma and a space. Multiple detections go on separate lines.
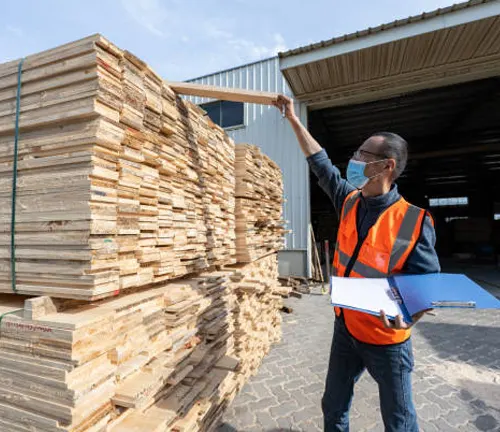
346, 159, 369, 189
347, 159, 386, 189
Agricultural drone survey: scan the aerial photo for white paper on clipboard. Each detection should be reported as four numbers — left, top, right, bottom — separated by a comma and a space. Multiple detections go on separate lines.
330, 276, 403, 319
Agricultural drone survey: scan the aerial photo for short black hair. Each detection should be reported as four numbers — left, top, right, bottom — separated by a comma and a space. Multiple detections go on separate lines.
371, 132, 408, 180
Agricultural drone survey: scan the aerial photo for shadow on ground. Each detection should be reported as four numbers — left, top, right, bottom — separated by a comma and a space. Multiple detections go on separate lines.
416, 321, 498, 369
266, 429, 302, 432
458, 381, 500, 431
219, 423, 302, 432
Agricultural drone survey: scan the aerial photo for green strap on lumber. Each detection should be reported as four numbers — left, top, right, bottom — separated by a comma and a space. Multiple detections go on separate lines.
0, 309, 23, 337
11, 58, 25, 293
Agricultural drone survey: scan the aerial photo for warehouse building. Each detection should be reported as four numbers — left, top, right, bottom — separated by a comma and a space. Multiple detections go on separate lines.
185, 0, 500, 278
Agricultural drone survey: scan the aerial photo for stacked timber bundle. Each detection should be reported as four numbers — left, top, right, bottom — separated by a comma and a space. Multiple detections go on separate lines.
223, 253, 288, 384
0, 33, 289, 432
0, 34, 235, 301
234, 144, 286, 263
225, 145, 288, 384
0, 272, 240, 431
110, 273, 240, 432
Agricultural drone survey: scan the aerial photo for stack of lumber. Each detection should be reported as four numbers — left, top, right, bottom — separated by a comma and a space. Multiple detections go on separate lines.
0, 34, 235, 300
110, 273, 240, 432
0, 272, 242, 432
234, 145, 286, 263
0, 240, 285, 432
279, 275, 312, 295
223, 253, 289, 383
0, 33, 290, 432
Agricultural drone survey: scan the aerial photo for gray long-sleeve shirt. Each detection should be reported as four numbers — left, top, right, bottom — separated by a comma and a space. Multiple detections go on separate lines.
308, 149, 440, 274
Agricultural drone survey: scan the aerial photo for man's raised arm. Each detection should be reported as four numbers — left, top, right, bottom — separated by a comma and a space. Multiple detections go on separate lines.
273, 95, 322, 157
273, 95, 354, 215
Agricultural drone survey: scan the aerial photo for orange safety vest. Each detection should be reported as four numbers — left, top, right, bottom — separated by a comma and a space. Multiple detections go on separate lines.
333, 190, 429, 345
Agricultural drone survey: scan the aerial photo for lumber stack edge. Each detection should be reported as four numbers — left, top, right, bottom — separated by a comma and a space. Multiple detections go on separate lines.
0, 34, 290, 432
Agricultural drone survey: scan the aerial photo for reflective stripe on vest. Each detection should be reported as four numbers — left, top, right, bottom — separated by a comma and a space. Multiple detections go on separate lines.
336, 248, 387, 278
332, 191, 426, 345
341, 192, 359, 220
388, 204, 423, 273
332, 192, 360, 277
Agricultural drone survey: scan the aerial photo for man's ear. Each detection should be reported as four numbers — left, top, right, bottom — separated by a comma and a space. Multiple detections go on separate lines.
387, 158, 397, 176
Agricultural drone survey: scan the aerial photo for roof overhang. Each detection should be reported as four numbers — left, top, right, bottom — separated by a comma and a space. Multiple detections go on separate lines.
279, 0, 500, 109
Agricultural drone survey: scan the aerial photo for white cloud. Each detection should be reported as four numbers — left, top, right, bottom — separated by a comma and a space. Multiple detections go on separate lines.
204, 23, 233, 40
229, 33, 287, 60
205, 24, 287, 62
6, 26, 24, 37
121, 0, 169, 37
272, 33, 287, 54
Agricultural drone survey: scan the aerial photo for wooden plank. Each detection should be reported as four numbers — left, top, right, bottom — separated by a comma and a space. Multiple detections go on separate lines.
168, 82, 279, 105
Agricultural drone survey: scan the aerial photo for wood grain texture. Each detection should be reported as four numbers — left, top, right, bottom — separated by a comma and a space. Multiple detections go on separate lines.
0, 35, 236, 300
168, 82, 279, 105
222, 254, 290, 382
234, 144, 286, 263
0, 34, 288, 432
0, 260, 286, 431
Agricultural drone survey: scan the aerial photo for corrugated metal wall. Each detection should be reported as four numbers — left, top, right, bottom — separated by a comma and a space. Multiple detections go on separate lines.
185, 57, 310, 252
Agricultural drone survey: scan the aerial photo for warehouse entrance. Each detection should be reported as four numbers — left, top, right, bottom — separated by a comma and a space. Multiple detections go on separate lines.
308, 77, 500, 274
277, 2, 500, 280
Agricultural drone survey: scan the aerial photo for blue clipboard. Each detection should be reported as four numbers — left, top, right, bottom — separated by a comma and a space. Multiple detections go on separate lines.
331, 273, 500, 324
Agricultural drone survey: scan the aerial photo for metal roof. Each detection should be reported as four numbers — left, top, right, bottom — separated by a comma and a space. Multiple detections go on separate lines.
187, 56, 277, 83
279, 0, 500, 108
185, 58, 311, 252
279, 0, 495, 59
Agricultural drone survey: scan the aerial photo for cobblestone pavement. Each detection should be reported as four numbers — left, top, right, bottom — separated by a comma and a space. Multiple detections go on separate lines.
220, 286, 500, 432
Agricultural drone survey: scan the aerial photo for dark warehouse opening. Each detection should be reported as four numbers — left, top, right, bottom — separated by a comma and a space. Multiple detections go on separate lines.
309, 77, 500, 278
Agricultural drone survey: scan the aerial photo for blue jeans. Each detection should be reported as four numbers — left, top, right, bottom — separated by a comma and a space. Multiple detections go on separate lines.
322, 318, 418, 432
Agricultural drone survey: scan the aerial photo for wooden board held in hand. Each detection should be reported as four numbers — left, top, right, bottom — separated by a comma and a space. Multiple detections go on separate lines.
168, 82, 279, 105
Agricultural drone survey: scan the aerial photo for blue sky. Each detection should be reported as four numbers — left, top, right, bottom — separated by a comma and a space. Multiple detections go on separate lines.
1, 0, 458, 81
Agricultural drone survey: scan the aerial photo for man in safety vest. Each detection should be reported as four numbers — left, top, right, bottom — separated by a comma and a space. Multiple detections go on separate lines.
275, 95, 440, 432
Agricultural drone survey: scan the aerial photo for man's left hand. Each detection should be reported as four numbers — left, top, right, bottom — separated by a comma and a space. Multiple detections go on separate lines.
379, 309, 432, 329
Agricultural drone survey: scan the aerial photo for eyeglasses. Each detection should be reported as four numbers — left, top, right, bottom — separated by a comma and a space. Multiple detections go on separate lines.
352, 149, 387, 161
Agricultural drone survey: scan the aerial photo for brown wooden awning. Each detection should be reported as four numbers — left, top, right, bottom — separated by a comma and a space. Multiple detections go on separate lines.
279, 0, 500, 109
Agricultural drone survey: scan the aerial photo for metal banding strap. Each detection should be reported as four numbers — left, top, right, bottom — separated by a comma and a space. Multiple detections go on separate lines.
11, 58, 25, 293
336, 248, 387, 278
388, 205, 423, 273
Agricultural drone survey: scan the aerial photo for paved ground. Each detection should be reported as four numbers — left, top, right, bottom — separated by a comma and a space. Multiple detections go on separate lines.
220, 285, 500, 432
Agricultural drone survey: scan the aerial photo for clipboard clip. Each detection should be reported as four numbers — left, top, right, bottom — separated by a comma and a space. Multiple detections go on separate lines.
431, 301, 476, 308
389, 285, 403, 304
